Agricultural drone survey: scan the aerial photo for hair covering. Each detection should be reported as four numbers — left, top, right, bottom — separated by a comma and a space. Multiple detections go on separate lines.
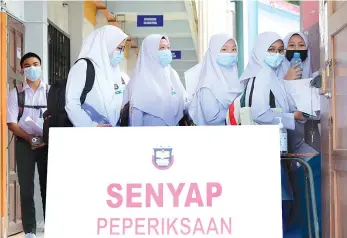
276, 32, 312, 79
184, 63, 202, 100
129, 34, 187, 126
76, 25, 127, 125
240, 32, 293, 120
188, 33, 243, 125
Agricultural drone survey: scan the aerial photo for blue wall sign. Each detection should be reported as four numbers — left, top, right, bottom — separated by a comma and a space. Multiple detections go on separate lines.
137, 15, 164, 27
171, 51, 182, 60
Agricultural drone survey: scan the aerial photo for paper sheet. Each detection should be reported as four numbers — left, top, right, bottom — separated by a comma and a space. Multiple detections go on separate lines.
284, 78, 320, 116
25, 116, 43, 136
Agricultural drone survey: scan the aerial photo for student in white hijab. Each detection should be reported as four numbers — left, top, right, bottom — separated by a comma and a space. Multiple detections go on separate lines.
240, 31, 316, 232
277, 32, 320, 151
129, 34, 188, 126
65, 25, 128, 127
188, 33, 244, 126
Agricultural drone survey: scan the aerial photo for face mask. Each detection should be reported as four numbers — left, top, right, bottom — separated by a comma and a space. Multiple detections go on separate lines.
120, 84, 126, 92
158, 49, 173, 67
24, 66, 41, 81
110, 51, 124, 67
264, 53, 285, 69
216, 53, 238, 68
285, 50, 308, 62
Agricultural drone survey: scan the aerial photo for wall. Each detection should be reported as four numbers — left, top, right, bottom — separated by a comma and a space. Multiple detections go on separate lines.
47, 1, 69, 34
3, 0, 24, 21
257, 1, 300, 38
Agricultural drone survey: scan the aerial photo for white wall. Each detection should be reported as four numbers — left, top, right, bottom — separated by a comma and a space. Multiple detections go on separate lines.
83, 18, 95, 38
47, 1, 69, 34
4, 0, 25, 21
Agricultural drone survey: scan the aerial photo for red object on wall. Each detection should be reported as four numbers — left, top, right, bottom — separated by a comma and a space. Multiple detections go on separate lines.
301, 1, 319, 30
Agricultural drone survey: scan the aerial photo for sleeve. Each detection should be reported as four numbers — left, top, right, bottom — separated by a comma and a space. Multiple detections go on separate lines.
198, 88, 224, 124
251, 83, 295, 130
65, 61, 98, 127
7, 89, 19, 124
130, 107, 144, 126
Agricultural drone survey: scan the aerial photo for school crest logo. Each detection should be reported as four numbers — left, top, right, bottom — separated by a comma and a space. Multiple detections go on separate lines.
152, 147, 174, 170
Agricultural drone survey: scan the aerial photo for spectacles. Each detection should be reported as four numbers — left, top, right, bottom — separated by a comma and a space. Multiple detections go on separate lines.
267, 48, 286, 55
116, 46, 125, 52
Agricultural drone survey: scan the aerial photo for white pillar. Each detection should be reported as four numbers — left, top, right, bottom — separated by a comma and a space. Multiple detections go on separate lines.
23, 0, 47, 226
68, 1, 84, 65
24, 0, 48, 84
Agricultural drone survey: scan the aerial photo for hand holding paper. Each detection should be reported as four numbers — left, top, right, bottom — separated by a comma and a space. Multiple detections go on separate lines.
284, 78, 320, 117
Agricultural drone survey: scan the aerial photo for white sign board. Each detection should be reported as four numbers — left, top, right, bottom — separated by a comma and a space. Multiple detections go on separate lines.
45, 126, 282, 238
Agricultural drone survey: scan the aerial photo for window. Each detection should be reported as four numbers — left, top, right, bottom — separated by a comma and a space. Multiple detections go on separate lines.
48, 23, 70, 84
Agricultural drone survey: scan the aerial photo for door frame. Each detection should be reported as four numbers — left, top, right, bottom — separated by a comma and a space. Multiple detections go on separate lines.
0, 7, 8, 238
320, 1, 347, 237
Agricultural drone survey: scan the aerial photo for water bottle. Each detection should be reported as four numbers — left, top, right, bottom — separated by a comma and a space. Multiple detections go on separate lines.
290, 52, 303, 79
277, 117, 288, 154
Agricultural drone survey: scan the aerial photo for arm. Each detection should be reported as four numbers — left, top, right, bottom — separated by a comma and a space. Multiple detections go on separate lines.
130, 107, 144, 126
65, 61, 98, 127
198, 88, 224, 125
6, 90, 32, 142
250, 85, 295, 130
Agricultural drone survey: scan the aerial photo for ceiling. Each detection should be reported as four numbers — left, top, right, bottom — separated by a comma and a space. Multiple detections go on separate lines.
104, 0, 199, 84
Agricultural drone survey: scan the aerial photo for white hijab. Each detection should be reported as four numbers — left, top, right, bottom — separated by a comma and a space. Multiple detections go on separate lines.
129, 34, 186, 126
189, 33, 243, 125
77, 25, 127, 125
240, 32, 293, 116
184, 63, 202, 101
276, 32, 312, 79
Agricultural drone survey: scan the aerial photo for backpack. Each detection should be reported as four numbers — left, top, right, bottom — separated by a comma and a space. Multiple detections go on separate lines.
15, 83, 49, 122
226, 77, 277, 125
42, 58, 95, 143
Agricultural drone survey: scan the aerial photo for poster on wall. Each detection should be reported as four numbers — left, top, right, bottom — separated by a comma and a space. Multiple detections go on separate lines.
44, 126, 283, 238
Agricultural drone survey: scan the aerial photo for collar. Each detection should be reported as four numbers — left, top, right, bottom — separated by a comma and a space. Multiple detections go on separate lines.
23, 80, 46, 91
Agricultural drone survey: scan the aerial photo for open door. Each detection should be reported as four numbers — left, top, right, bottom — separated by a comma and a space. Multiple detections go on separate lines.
6, 15, 24, 236
320, 1, 347, 237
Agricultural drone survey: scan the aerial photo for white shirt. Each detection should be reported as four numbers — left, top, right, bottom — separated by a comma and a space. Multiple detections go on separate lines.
65, 60, 123, 127
7, 80, 48, 135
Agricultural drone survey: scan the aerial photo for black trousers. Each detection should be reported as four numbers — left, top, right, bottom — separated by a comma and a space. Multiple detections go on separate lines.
15, 138, 48, 234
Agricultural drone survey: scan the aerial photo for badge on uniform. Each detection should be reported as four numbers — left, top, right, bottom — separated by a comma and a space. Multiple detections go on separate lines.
171, 87, 176, 95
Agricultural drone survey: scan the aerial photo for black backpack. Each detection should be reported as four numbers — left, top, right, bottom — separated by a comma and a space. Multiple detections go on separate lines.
43, 58, 95, 143
15, 83, 49, 122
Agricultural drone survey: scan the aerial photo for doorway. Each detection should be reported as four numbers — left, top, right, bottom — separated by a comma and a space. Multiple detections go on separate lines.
320, 1, 347, 237
6, 15, 25, 236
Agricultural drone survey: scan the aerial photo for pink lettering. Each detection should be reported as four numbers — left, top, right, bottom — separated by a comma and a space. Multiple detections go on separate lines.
135, 218, 145, 235
146, 183, 163, 207
166, 218, 178, 235
221, 217, 232, 234
106, 184, 123, 208
109, 218, 120, 235
122, 218, 133, 234
185, 183, 203, 207
206, 182, 222, 207
167, 183, 185, 207
148, 218, 159, 235
180, 218, 191, 235
193, 218, 205, 235
127, 184, 142, 207
97, 218, 107, 234
206, 218, 219, 234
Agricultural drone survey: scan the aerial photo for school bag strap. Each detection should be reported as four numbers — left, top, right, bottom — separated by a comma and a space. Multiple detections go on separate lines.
15, 83, 25, 122
75, 58, 95, 105
241, 77, 276, 108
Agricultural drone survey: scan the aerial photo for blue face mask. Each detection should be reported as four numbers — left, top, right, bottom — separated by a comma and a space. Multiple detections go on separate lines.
24, 66, 42, 81
158, 49, 173, 67
216, 53, 238, 68
110, 51, 124, 67
263, 52, 285, 69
